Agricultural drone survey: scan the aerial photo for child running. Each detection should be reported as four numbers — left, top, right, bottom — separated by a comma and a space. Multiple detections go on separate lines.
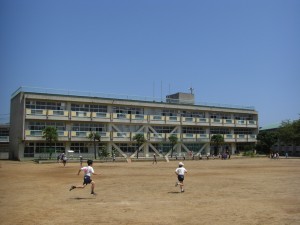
175, 162, 187, 193
69, 159, 98, 195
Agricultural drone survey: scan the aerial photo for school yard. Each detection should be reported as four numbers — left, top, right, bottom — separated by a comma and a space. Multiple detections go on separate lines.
0, 157, 299, 225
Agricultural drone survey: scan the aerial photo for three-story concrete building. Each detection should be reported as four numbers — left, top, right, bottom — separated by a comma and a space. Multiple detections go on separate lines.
9, 87, 258, 160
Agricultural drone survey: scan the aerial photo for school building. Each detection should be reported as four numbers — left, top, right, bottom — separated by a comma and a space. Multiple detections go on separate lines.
9, 87, 259, 160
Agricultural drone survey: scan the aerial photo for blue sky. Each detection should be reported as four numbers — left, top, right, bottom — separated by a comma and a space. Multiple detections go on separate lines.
1, 0, 299, 126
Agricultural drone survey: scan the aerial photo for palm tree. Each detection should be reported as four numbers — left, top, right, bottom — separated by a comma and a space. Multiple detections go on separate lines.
133, 133, 146, 159
210, 134, 224, 155
42, 126, 58, 159
88, 131, 101, 159
168, 134, 178, 158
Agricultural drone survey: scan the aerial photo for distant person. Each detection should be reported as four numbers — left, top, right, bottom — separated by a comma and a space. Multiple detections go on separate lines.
175, 162, 188, 193
69, 159, 98, 195
285, 152, 288, 158
57, 153, 62, 163
79, 156, 83, 167
199, 153, 202, 160
153, 153, 157, 164
62, 153, 67, 166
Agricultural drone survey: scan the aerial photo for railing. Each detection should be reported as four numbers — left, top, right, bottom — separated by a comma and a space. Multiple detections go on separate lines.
183, 117, 195, 123
94, 112, 109, 118
23, 130, 257, 142
25, 130, 68, 137
132, 114, 146, 120
0, 136, 9, 142
25, 108, 257, 128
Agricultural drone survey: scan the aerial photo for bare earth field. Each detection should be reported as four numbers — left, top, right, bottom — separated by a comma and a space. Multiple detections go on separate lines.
0, 158, 300, 225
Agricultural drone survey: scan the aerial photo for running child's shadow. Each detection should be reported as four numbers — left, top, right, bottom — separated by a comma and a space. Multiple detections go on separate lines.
72, 197, 95, 200
167, 191, 181, 194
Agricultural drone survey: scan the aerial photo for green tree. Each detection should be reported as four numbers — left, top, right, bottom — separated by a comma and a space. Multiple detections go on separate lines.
88, 131, 101, 159
42, 126, 58, 159
256, 131, 277, 154
133, 133, 146, 159
99, 146, 110, 161
168, 134, 178, 158
210, 134, 224, 155
277, 119, 300, 148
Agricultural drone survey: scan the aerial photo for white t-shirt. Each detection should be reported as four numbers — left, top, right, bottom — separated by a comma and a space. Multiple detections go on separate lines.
81, 166, 94, 177
175, 167, 187, 175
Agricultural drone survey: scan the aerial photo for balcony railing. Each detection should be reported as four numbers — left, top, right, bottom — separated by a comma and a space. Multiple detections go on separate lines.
0, 136, 9, 142
23, 130, 257, 143
25, 108, 257, 128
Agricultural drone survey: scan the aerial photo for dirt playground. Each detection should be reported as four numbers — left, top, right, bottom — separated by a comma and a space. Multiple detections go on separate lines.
0, 157, 299, 225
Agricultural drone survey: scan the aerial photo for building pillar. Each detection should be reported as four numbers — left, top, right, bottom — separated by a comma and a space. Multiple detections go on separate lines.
65, 142, 71, 152
231, 143, 236, 155
205, 143, 211, 155
145, 142, 149, 157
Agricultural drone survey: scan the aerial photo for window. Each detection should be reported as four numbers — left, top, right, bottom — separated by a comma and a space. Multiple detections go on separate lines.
210, 128, 230, 134
35, 143, 65, 153
72, 123, 106, 132
151, 126, 175, 133
181, 111, 205, 118
182, 127, 205, 134
26, 100, 66, 110
234, 114, 253, 120
113, 106, 143, 115
184, 143, 205, 152
234, 129, 254, 135
152, 143, 172, 154
28, 122, 65, 131
24, 143, 34, 157
0, 128, 9, 136
116, 143, 138, 154
210, 112, 230, 119
70, 143, 88, 153
71, 104, 107, 112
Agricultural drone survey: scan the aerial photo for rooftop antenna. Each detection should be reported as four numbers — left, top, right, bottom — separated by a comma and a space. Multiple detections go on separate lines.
153, 81, 155, 99
160, 80, 162, 101
189, 87, 194, 94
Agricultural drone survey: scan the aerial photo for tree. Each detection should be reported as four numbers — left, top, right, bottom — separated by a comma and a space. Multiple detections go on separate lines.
168, 134, 178, 158
256, 131, 277, 154
99, 146, 110, 161
210, 134, 224, 155
277, 119, 300, 149
88, 131, 101, 159
42, 126, 58, 159
133, 133, 146, 159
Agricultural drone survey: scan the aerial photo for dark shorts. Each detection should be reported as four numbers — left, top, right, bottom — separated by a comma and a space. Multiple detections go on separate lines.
178, 175, 184, 182
83, 175, 92, 185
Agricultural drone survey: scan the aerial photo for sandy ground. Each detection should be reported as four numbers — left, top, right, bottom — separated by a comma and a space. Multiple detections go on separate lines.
0, 157, 299, 225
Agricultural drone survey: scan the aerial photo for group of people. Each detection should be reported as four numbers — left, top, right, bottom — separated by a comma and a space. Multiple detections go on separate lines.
270, 152, 280, 159
69, 159, 188, 196
57, 153, 68, 166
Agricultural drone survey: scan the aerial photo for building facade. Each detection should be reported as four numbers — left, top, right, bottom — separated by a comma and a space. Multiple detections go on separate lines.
9, 87, 258, 160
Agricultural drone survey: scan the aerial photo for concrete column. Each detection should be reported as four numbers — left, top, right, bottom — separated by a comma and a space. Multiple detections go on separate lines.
65, 142, 71, 152
145, 142, 149, 157
205, 143, 211, 155
231, 143, 236, 155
